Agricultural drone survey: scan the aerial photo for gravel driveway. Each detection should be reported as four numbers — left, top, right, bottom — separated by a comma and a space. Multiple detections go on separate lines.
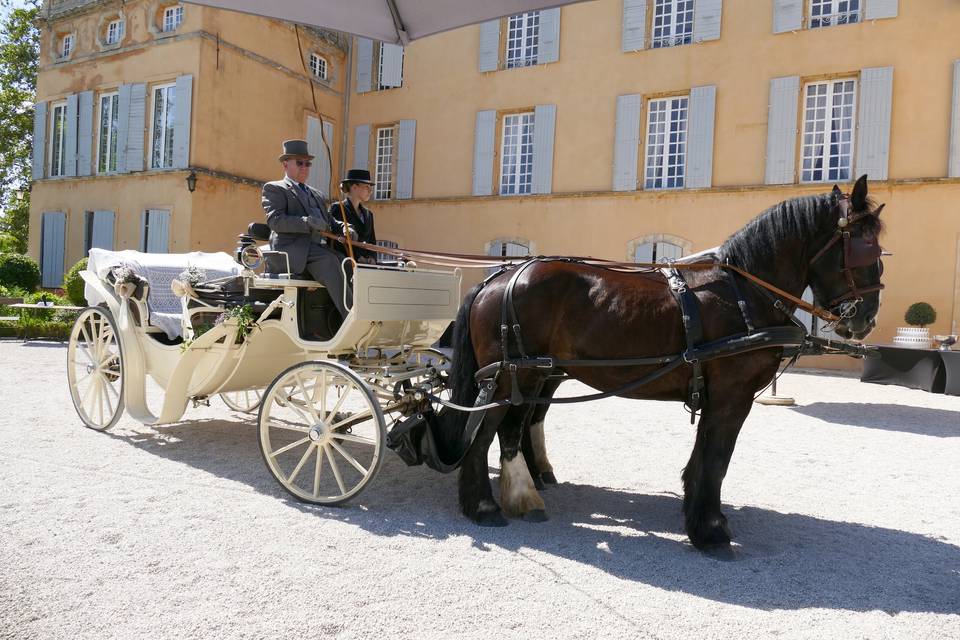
0, 341, 958, 639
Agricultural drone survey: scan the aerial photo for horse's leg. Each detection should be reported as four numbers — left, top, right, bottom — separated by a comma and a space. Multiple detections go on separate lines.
498, 404, 548, 521
521, 378, 561, 486
459, 404, 510, 527
681, 393, 754, 549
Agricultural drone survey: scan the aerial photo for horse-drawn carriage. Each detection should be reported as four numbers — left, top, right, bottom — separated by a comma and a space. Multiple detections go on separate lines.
69, 225, 461, 504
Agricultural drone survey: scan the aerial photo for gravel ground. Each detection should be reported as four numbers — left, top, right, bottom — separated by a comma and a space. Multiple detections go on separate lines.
0, 341, 958, 639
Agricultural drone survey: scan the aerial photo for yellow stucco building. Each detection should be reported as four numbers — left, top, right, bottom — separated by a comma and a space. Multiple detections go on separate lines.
29, 0, 960, 366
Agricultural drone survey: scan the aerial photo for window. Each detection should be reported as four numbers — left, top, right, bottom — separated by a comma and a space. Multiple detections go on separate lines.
374, 127, 394, 200
309, 53, 327, 80
60, 34, 74, 58
162, 5, 183, 32
800, 78, 856, 183
644, 96, 688, 190
142, 209, 170, 253
505, 12, 539, 69
49, 102, 67, 177
97, 92, 120, 174
151, 83, 177, 169
106, 20, 124, 45
651, 0, 694, 48
377, 43, 404, 90
810, 0, 860, 28
634, 240, 684, 263
499, 112, 535, 195
376, 239, 399, 264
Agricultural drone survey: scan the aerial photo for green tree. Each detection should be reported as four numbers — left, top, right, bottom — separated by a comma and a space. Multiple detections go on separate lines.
0, 0, 40, 254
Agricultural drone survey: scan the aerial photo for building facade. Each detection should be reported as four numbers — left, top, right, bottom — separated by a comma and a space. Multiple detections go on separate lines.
29, 0, 348, 286
30, 0, 960, 368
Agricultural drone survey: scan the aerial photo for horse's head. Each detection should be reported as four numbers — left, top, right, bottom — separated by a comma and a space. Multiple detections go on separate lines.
807, 175, 886, 341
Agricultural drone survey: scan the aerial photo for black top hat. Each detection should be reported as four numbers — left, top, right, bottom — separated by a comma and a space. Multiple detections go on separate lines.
340, 168, 374, 188
278, 139, 314, 161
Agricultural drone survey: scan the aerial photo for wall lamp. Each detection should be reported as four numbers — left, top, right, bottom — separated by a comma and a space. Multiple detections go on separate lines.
186, 170, 198, 193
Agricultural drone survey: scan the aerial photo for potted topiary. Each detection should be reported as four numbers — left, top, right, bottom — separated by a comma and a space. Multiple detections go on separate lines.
894, 302, 937, 349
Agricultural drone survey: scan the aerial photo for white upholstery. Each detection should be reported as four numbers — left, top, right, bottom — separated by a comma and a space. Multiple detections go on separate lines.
86, 249, 242, 338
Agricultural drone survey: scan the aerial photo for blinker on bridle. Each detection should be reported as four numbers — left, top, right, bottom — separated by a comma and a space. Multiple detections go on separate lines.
808, 194, 885, 319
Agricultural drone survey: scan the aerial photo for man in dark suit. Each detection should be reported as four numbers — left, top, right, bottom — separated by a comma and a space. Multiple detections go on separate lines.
329, 169, 378, 264
261, 139, 354, 319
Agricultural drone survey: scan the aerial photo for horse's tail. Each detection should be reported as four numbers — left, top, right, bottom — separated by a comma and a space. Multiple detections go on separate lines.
434, 282, 484, 452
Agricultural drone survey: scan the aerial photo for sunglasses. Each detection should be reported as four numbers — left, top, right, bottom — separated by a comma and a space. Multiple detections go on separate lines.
294, 160, 312, 167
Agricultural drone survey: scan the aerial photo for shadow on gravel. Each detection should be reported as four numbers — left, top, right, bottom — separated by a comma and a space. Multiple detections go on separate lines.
790, 402, 960, 438
108, 418, 960, 616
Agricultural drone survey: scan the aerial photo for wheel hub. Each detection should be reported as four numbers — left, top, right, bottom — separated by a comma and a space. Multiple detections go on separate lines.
308, 424, 327, 444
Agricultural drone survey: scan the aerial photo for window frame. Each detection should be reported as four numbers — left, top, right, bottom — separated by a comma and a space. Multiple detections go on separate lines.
150, 82, 177, 170
309, 52, 328, 80
105, 19, 124, 45
799, 77, 857, 184
808, 0, 861, 29
634, 240, 684, 264
97, 91, 120, 174
162, 5, 184, 33
60, 33, 74, 59
650, 0, 695, 49
505, 11, 540, 69
498, 111, 536, 196
49, 101, 68, 178
643, 94, 689, 190
373, 126, 395, 200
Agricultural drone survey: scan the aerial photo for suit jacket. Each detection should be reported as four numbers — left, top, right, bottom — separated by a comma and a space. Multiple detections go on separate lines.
261, 177, 332, 273
328, 199, 378, 263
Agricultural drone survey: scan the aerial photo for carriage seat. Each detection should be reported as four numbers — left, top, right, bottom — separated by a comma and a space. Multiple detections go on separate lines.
86, 248, 242, 339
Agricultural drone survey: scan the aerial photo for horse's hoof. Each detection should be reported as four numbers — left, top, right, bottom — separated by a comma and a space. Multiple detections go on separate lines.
541, 472, 558, 485
476, 510, 509, 527
689, 517, 732, 550
521, 509, 549, 523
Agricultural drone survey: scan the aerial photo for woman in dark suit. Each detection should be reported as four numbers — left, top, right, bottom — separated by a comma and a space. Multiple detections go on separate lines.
328, 169, 378, 264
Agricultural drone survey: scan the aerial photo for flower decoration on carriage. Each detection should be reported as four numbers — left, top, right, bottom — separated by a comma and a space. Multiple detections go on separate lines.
171, 265, 207, 299
109, 265, 146, 299
215, 303, 256, 344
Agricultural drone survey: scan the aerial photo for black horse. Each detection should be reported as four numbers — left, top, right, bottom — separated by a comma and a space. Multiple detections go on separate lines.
437, 176, 886, 549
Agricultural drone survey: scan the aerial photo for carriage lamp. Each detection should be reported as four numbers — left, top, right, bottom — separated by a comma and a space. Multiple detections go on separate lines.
186, 170, 198, 193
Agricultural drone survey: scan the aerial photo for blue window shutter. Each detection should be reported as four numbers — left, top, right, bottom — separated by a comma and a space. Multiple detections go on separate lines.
765, 76, 800, 184
173, 74, 193, 169
532, 104, 557, 194
622, 0, 648, 52
396, 119, 416, 199
379, 43, 404, 88
634, 242, 654, 263
472, 110, 496, 196
307, 117, 333, 196
855, 66, 894, 181
91, 211, 115, 251
686, 85, 717, 189
354, 124, 370, 171
146, 209, 170, 253
865, 0, 898, 20
125, 83, 146, 173
77, 91, 94, 177
773, 0, 803, 33
537, 8, 561, 64
613, 94, 642, 191
32, 102, 47, 180
322, 121, 334, 192
64, 94, 78, 177
693, 0, 723, 42
478, 20, 500, 72
115, 84, 131, 174
949, 60, 960, 177
356, 38, 373, 93
41, 212, 67, 287
140, 211, 148, 251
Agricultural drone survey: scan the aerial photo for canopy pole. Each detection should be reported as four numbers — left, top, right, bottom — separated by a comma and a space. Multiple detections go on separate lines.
385, 0, 411, 45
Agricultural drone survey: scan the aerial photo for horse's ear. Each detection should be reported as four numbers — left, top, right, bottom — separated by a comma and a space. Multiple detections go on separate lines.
852, 174, 869, 210
872, 203, 885, 217
832, 184, 843, 200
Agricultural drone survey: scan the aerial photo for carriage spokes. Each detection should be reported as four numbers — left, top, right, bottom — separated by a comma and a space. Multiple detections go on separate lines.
67, 307, 125, 431
258, 361, 386, 505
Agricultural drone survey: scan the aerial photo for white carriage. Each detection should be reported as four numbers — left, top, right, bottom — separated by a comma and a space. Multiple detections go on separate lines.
67, 240, 460, 504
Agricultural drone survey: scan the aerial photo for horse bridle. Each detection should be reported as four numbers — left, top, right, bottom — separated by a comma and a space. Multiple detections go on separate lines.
808, 195, 885, 321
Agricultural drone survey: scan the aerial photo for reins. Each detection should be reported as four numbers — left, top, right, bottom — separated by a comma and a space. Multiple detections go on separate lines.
316, 230, 843, 324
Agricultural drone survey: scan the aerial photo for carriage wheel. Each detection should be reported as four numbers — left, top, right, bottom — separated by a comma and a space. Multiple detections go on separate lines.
220, 388, 264, 413
375, 347, 451, 431
67, 307, 125, 431
258, 361, 386, 505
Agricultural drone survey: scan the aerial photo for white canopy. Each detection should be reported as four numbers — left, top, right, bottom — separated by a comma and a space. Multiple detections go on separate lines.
183, 0, 593, 45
